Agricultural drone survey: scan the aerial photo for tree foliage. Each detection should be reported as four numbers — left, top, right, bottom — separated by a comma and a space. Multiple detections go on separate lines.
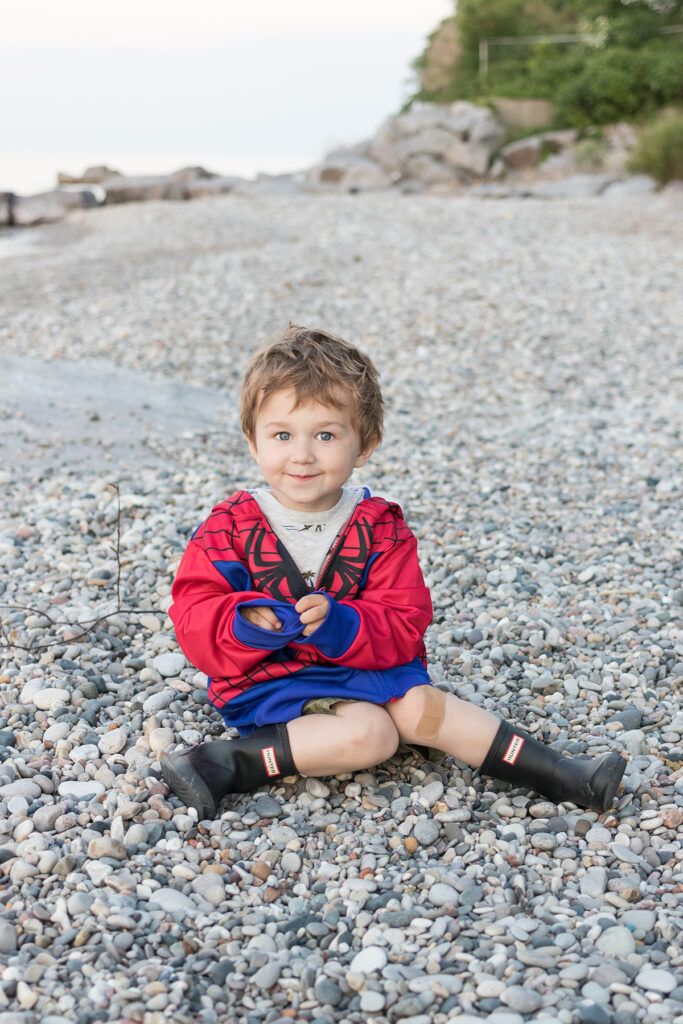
410, 0, 683, 126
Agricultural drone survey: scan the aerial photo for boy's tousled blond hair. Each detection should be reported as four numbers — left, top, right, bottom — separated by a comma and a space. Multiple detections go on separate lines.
241, 325, 383, 452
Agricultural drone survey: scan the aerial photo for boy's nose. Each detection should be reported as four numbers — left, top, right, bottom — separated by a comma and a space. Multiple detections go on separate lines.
290, 441, 314, 463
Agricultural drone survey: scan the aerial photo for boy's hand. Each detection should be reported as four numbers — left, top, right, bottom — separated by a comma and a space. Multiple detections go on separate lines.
295, 593, 330, 636
241, 606, 283, 632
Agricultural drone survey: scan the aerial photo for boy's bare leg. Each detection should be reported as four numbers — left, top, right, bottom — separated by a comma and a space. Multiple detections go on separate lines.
385, 685, 500, 766
286, 701, 399, 776
385, 684, 626, 811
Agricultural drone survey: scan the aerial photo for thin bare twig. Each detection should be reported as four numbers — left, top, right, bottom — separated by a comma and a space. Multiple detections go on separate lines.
0, 481, 164, 654
0, 605, 159, 652
108, 482, 123, 611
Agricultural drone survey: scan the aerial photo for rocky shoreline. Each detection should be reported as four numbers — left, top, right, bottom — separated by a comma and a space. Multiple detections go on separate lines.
3, 102, 677, 229
0, 192, 682, 1023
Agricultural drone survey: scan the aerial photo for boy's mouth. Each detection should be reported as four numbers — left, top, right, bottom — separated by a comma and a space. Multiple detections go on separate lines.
288, 474, 319, 481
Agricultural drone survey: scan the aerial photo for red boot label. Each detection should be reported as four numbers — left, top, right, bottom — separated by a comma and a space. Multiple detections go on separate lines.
503, 735, 525, 765
262, 746, 280, 777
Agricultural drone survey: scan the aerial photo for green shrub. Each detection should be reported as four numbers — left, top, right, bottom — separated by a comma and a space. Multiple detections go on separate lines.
574, 138, 607, 171
553, 43, 683, 126
628, 109, 683, 183
409, 1, 683, 129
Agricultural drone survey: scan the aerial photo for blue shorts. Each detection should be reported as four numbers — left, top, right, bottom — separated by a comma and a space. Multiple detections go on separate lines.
210, 658, 431, 736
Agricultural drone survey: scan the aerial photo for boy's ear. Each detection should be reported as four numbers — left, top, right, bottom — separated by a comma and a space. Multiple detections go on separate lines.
354, 440, 379, 469
247, 437, 258, 459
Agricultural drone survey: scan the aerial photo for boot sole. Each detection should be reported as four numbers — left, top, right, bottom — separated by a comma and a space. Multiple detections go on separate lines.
160, 752, 217, 820
591, 751, 628, 811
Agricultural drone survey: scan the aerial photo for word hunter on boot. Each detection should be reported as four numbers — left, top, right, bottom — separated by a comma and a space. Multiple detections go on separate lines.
480, 720, 627, 811
161, 723, 296, 819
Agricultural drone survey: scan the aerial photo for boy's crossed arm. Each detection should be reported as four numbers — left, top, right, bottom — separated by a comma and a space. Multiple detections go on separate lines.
241, 593, 329, 637
172, 525, 430, 677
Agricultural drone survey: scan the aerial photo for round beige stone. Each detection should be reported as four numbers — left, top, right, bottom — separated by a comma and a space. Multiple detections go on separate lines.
149, 727, 174, 753
99, 728, 127, 755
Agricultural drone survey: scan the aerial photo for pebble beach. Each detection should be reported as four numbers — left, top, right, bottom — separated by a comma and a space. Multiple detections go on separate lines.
0, 191, 682, 1024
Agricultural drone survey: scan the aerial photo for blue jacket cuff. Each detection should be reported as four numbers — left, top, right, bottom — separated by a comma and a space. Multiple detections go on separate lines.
234, 600, 305, 650
299, 597, 360, 658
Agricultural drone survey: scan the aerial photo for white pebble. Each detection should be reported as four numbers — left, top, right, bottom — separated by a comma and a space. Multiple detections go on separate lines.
636, 968, 677, 994
7, 796, 29, 815
70, 743, 100, 762
350, 946, 387, 974
98, 728, 127, 754
33, 687, 70, 711
58, 781, 106, 801
152, 652, 186, 677
142, 691, 175, 715
0, 780, 41, 800
149, 727, 174, 753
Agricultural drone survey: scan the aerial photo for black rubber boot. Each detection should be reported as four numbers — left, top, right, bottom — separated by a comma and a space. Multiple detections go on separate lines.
160, 723, 296, 820
480, 720, 627, 812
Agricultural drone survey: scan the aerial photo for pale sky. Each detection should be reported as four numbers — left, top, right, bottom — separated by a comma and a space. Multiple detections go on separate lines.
2, 0, 453, 190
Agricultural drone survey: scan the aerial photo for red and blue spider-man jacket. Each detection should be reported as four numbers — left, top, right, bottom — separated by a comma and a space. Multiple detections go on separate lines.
169, 489, 433, 716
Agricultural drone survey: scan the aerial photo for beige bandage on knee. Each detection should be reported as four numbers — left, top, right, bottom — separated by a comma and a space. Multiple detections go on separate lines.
415, 686, 446, 741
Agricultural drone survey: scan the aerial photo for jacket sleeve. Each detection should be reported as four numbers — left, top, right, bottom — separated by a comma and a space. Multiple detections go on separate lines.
169, 541, 306, 679
294, 532, 432, 669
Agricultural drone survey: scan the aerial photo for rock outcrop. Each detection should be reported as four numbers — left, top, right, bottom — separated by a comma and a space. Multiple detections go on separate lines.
101, 166, 219, 204
11, 189, 98, 227
306, 102, 506, 192
1, 106, 665, 229
1, 193, 14, 227
305, 151, 394, 192
501, 130, 579, 171
419, 18, 462, 96
58, 165, 123, 185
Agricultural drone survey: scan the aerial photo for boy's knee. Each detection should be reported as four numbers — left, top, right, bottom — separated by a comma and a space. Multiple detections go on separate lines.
345, 706, 399, 763
390, 685, 446, 742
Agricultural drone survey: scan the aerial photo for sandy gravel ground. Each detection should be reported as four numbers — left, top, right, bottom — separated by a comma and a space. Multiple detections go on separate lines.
0, 192, 681, 1024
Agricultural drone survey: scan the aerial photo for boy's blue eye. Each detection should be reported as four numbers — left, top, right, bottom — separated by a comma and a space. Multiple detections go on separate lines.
275, 431, 291, 441
318, 431, 334, 442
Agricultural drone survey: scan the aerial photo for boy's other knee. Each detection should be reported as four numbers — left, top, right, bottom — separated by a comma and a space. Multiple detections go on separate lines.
390, 685, 446, 741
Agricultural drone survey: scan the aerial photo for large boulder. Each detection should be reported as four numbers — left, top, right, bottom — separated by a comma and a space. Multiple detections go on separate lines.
501, 136, 543, 171
305, 152, 394, 192
102, 176, 184, 204
445, 101, 505, 148
58, 165, 123, 185
394, 127, 459, 163
403, 154, 461, 187
0, 193, 14, 226
502, 129, 581, 172
11, 189, 97, 226
541, 129, 580, 153
445, 139, 494, 176
367, 101, 505, 185
169, 166, 218, 183
181, 176, 245, 199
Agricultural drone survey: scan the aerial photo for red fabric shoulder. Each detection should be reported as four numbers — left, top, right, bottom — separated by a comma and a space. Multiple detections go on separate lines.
352, 495, 414, 551
191, 490, 264, 562
193, 490, 260, 539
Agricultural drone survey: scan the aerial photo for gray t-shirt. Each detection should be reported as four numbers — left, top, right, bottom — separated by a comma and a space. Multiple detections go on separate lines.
250, 487, 364, 587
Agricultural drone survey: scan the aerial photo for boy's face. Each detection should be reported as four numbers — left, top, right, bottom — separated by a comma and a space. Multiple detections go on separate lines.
248, 387, 375, 512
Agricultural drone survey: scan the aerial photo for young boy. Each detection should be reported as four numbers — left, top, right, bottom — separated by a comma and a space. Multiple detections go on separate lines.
162, 326, 626, 820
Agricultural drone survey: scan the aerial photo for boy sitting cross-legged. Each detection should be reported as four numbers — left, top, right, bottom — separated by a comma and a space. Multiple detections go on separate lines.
161, 326, 626, 819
